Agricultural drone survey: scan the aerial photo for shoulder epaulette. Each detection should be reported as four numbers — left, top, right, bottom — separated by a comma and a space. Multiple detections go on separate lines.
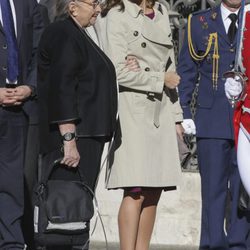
191, 8, 211, 17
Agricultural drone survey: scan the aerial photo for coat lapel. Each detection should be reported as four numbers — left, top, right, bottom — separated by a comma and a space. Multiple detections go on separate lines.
141, 4, 172, 46
210, 6, 233, 45
13, 0, 23, 46
0, 4, 4, 35
0, 22, 3, 35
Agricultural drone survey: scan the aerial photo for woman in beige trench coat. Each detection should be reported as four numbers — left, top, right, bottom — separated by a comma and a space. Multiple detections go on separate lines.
98, 0, 183, 248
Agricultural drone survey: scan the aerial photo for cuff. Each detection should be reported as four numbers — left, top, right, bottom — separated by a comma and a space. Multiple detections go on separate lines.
150, 72, 165, 93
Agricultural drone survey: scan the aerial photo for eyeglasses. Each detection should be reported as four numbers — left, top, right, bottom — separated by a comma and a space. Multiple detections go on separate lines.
76, 0, 101, 9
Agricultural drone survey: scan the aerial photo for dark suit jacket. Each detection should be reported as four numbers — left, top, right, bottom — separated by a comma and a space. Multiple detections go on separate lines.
39, 0, 55, 23
178, 6, 236, 139
38, 4, 50, 27
0, 0, 44, 123
38, 17, 118, 153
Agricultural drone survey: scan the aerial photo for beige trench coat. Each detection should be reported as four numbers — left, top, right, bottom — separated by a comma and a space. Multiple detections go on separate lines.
98, 0, 183, 188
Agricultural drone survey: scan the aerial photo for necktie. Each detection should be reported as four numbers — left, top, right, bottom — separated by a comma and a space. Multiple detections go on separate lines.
0, 0, 19, 83
227, 13, 238, 43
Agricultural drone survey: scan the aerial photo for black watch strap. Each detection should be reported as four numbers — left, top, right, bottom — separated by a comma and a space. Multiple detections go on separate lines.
62, 132, 76, 141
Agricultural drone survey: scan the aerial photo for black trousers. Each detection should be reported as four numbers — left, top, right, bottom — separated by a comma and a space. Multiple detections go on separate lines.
0, 108, 28, 250
41, 137, 105, 250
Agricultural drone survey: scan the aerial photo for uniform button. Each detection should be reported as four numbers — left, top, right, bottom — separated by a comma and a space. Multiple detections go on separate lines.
141, 42, 146, 48
2, 44, 7, 49
133, 31, 139, 36
229, 48, 235, 53
2, 66, 7, 71
230, 64, 234, 68
145, 67, 150, 71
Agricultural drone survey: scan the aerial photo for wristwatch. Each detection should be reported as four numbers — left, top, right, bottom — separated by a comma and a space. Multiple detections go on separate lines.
62, 132, 76, 141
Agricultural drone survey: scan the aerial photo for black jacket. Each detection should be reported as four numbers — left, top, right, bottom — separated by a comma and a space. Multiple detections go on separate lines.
38, 18, 118, 153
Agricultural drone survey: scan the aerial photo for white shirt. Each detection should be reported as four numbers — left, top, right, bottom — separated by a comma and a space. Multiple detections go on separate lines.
220, 3, 239, 34
0, 0, 17, 36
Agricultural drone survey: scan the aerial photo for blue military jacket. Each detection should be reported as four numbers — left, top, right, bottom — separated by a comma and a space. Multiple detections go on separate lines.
178, 5, 236, 139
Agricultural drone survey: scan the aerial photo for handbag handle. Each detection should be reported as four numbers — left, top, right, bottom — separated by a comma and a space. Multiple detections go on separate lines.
40, 157, 86, 185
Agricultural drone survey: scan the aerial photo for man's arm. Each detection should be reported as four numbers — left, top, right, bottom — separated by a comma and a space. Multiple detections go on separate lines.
177, 18, 199, 119
14, 0, 44, 103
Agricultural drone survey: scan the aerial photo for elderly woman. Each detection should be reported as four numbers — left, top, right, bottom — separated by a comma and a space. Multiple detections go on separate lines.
99, 0, 183, 249
37, 0, 118, 249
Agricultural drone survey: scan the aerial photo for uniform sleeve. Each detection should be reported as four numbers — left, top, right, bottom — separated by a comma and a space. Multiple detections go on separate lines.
177, 16, 199, 119
104, 11, 165, 94
46, 33, 81, 124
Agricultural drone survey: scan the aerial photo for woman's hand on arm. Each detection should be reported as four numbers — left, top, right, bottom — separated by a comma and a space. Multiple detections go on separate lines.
59, 123, 80, 168
125, 55, 141, 72
164, 71, 181, 89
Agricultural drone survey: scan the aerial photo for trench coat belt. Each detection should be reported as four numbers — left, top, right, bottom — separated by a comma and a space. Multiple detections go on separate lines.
119, 86, 161, 128
154, 99, 161, 128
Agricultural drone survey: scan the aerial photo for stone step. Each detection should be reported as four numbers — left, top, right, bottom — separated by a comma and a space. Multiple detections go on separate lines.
90, 242, 198, 250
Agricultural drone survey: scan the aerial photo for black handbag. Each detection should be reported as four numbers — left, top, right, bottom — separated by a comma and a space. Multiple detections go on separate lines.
33, 157, 94, 246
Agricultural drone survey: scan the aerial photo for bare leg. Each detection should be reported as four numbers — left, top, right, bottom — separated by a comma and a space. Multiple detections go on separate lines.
118, 191, 144, 250
135, 189, 162, 250
237, 128, 250, 195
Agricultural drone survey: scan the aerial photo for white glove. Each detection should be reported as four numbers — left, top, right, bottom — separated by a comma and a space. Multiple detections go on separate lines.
225, 77, 243, 100
182, 119, 196, 135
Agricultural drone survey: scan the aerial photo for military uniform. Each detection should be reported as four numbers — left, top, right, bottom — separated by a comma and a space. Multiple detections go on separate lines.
178, 5, 249, 250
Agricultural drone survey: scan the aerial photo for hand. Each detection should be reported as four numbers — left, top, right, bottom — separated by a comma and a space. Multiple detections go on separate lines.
12, 85, 32, 102
0, 87, 20, 106
182, 119, 196, 135
164, 71, 180, 89
61, 140, 80, 168
125, 55, 141, 72
176, 123, 184, 141
224, 77, 243, 99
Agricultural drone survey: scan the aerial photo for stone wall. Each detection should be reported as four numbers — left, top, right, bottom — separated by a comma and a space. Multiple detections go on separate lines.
90, 155, 201, 247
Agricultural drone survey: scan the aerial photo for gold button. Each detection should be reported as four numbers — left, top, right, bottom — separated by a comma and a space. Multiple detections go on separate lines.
141, 42, 146, 48
133, 31, 139, 36
145, 67, 150, 71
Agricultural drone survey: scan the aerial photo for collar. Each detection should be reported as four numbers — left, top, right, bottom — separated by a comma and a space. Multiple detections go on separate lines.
123, 0, 162, 18
220, 3, 240, 23
123, 0, 142, 18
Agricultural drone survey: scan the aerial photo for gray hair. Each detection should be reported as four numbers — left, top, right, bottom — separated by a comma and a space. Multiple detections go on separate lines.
54, 0, 74, 21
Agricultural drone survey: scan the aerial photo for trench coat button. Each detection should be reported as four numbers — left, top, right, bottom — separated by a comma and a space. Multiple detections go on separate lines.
2, 44, 7, 50
141, 42, 146, 48
2, 66, 7, 71
145, 67, 150, 71
133, 31, 139, 36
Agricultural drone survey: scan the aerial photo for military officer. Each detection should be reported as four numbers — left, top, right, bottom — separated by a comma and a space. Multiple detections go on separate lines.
178, 0, 249, 249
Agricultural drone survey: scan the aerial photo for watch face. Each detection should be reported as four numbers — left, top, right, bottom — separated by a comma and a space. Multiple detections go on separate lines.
63, 132, 75, 141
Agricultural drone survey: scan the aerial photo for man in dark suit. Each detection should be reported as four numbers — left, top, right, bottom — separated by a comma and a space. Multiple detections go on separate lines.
0, 0, 43, 249
178, 0, 249, 249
